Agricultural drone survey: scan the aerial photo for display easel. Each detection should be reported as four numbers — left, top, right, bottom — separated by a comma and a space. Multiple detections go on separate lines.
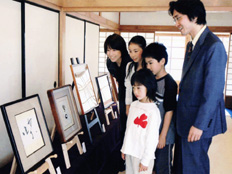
109, 74, 119, 113
28, 154, 57, 174
104, 105, 116, 125
62, 134, 83, 169
84, 108, 103, 143
70, 58, 103, 144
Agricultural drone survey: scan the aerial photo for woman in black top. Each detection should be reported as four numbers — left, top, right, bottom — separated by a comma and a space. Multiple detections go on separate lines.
104, 34, 132, 134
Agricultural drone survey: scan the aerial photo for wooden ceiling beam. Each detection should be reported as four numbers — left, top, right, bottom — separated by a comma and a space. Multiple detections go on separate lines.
41, 0, 232, 12
26, 0, 61, 10
119, 25, 232, 33
67, 12, 119, 30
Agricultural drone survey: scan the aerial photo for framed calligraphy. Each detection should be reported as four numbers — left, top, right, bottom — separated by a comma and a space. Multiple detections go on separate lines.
95, 74, 114, 109
47, 85, 82, 143
70, 63, 98, 115
1, 94, 53, 173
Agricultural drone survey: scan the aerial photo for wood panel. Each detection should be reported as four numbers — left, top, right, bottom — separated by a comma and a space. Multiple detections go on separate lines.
67, 12, 119, 30
41, 0, 232, 12
119, 25, 232, 33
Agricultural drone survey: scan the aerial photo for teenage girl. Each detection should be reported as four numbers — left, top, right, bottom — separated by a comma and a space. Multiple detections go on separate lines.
125, 36, 146, 116
121, 69, 161, 174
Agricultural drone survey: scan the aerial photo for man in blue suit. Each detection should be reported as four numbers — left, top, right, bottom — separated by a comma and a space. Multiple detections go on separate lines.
168, 0, 227, 173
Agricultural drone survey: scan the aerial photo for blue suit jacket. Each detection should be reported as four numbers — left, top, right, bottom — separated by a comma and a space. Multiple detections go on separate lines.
176, 27, 227, 138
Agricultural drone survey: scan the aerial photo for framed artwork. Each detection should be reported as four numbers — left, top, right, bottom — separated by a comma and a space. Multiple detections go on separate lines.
1, 94, 53, 173
109, 74, 119, 101
47, 85, 82, 143
95, 74, 114, 109
70, 63, 98, 115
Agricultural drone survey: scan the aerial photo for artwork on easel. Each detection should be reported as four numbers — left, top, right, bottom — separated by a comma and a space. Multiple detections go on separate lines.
109, 74, 119, 102
70, 63, 103, 143
96, 74, 116, 125
47, 85, 83, 169
95, 74, 114, 109
70, 63, 98, 115
0, 95, 53, 173
47, 85, 82, 143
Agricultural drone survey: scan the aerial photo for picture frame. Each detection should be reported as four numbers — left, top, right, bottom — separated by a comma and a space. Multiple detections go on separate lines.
47, 85, 82, 143
1, 94, 53, 173
95, 74, 114, 109
109, 74, 119, 101
70, 63, 98, 115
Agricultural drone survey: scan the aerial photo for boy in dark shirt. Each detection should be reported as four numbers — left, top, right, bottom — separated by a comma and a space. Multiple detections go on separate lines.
143, 42, 177, 174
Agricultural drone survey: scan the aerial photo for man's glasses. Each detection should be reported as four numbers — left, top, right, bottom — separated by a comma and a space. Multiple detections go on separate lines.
173, 16, 183, 24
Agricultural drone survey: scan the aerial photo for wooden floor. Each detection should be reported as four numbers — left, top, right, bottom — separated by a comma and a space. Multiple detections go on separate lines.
209, 114, 232, 174
119, 114, 232, 174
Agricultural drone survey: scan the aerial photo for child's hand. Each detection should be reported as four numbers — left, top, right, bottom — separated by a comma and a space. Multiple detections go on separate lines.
157, 135, 166, 149
139, 163, 148, 172
121, 152, 125, 160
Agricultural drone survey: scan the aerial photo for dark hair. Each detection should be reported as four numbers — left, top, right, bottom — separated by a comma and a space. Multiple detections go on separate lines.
127, 35, 147, 77
168, 0, 206, 25
104, 34, 129, 60
131, 69, 157, 102
142, 42, 168, 65
129, 35, 146, 50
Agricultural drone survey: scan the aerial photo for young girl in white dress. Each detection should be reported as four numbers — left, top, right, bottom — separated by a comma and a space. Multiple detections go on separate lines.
121, 69, 161, 174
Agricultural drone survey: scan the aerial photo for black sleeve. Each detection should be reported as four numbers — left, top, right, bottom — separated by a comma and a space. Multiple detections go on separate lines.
163, 75, 177, 112
106, 58, 116, 78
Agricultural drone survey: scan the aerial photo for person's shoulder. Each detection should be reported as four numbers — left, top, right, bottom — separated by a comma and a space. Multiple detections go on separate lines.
126, 61, 133, 69
165, 74, 177, 86
130, 100, 139, 106
205, 29, 223, 46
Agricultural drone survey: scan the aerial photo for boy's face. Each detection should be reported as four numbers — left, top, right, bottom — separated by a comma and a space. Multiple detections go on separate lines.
145, 57, 163, 76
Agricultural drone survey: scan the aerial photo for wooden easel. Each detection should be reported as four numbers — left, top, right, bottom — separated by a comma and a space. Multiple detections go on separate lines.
10, 124, 58, 174
84, 108, 103, 143
62, 134, 83, 169
109, 74, 119, 113
28, 154, 57, 174
70, 58, 103, 143
104, 105, 116, 125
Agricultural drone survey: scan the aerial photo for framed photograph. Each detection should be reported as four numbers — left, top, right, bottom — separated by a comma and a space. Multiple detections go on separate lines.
1, 94, 53, 173
96, 74, 114, 109
47, 85, 82, 143
70, 63, 98, 115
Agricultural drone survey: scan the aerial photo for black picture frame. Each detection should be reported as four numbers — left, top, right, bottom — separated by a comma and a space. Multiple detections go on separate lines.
95, 74, 114, 109
1, 94, 53, 173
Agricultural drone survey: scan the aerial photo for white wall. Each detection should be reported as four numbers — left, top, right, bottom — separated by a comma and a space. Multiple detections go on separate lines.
0, 0, 21, 167
25, 4, 59, 132
101, 12, 120, 24
65, 16, 85, 85
120, 11, 232, 26
85, 22, 100, 96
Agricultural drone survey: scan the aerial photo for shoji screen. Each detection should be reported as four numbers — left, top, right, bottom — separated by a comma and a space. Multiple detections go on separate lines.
85, 22, 100, 94
25, 4, 59, 131
65, 15, 85, 85
0, 0, 21, 167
